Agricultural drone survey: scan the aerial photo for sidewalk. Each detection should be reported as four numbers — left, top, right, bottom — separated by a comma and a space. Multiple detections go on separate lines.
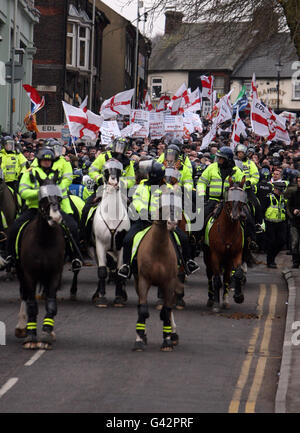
275, 251, 300, 413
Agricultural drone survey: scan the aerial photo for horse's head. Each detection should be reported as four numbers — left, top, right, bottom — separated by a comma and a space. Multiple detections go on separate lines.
163, 166, 182, 187
224, 176, 247, 221
36, 170, 63, 226
103, 159, 123, 190
158, 184, 182, 231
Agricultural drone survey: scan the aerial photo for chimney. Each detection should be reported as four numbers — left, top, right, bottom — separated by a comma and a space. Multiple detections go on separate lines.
164, 10, 184, 35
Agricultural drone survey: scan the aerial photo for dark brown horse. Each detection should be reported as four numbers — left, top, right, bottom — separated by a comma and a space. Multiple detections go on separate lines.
16, 172, 65, 349
133, 184, 183, 352
203, 177, 246, 312
0, 158, 17, 268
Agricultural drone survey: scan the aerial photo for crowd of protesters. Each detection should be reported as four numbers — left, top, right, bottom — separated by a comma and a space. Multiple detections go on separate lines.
1, 112, 300, 269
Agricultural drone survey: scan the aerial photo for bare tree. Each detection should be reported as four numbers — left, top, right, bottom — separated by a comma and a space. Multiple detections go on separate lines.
136, 0, 300, 59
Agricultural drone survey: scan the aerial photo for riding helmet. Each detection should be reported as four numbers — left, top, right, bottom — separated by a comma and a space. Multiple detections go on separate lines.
149, 162, 165, 184
216, 146, 234, 161
37, 148, 55, 161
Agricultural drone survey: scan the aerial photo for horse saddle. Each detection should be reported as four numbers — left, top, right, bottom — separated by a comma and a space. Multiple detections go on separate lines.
204, 215, 244, 248
130, 227, 181, 264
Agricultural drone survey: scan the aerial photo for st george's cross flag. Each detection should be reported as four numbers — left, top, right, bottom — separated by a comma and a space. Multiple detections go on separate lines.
22, 84, 45, 115
62, 101, 103, 140
156, 94, 171, 112
200, 75, 214, 100
231, 108, 247, 149
143, 91, 154, 112
100, 88, 135, 119
168, 83, 190, 115
251, 73, 258, 99
184, 87, 202, 113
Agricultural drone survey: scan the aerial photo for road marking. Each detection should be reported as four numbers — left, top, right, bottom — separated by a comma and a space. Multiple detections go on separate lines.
228, 284, 266, 413
24, 350, 45, 367
0, 378, 18, 399
245, 283, 278, 413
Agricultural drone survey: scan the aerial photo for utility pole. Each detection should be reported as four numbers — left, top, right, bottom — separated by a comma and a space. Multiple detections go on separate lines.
133, 1, 141, 109
89, 0, 96, 110
10, 0, 17, 136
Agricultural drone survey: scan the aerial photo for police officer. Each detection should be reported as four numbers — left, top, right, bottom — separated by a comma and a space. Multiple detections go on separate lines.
0, 135, 27, 192
118, 160, 199, 279
263, 181, 287, 269
286, 174, 300, 268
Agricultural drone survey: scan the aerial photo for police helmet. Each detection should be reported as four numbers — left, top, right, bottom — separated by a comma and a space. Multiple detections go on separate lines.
112, 137, 128, 155
273, 181, 286, 192
3, 136, 15, 152
236, 144, 247, 154
165, 144, 181, 165
37, 148, 55, 161
216, 146, 234, 161
44, 138, 62, 158
149, 161, 165, 184
260, 167, 271, 181
73, 169, 83, 184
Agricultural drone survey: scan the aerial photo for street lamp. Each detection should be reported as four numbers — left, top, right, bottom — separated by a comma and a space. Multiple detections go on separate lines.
275, 60, 283, 113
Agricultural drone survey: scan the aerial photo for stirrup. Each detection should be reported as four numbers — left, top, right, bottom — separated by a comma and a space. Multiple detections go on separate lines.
117, 264, 131, 279
71, 258, 82, 271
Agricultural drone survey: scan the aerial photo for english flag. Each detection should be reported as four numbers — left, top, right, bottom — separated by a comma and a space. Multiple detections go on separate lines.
79, 95, 88, 113
62, 101, 103, 140
200, 75, 214, 100
22, 84, 45, 115
231, 108, 247, 149
143, 92, 154, 112
100, 88, 135, 119
156, 94, 171, 112
168, 83, 190, 115
251, 96, 290, 143
184, 88, 202, 113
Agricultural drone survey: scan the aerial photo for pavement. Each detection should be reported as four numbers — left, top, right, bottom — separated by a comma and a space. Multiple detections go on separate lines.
274, 251, 300, 413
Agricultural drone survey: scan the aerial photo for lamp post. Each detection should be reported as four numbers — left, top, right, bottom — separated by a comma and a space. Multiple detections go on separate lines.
133, 1, 142, 109
275, 60, 282, 113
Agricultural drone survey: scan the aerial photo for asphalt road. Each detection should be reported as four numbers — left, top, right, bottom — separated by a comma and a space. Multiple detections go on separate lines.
0, 253, 287, 414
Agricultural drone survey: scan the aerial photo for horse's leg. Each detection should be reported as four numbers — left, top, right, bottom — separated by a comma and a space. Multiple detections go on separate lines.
155, 286, 164, 311
70, 269, 79, 300
22, 274, 38, 350
210, 253, 222, 313
93, 245, 108, 307
232, 252, 245, 304
170, 311, 179, 346
160, 305, 174, 351
222, 265, 231, 310
15, 300, 27, 338
113, 250, 127, 307
38, 275, 60, 349
133, 276, 150, 351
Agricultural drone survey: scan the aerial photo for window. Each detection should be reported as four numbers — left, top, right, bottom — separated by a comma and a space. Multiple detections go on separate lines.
66, 5, 91, 71
213, 76, 225, 98
293, 78, 300, 100
151, 77, 163, 99
125, 40, 133, 76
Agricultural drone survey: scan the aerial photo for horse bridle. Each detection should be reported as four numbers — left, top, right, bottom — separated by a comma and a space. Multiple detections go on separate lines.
223, 186, 247, 220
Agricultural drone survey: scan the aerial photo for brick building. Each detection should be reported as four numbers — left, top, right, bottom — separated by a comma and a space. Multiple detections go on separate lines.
33, 0, 109, 125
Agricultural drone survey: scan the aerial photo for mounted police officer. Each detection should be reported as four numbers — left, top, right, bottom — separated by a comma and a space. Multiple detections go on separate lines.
5, 148, 82, 271
79, 137, 135, 254
117, 160, 199, 279
0, 135, 27, 193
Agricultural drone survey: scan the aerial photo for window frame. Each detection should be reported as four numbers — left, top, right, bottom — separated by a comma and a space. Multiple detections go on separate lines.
151, 76, 163, 100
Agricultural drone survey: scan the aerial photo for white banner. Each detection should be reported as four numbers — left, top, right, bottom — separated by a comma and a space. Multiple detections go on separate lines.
149, 112, 165, 139
100, 120, 121, 145
164, 114, 184, 141
131, 110, 150, 138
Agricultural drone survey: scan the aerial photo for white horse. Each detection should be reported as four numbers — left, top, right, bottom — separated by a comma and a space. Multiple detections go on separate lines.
92, 159, 130, 307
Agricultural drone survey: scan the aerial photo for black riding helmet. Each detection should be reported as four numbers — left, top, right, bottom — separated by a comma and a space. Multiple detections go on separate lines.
37, 148, 55, 167
138, 160, 165, 184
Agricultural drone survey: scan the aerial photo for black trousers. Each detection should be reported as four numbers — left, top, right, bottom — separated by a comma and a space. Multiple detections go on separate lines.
265, 221, 286, 265
246, 189, 263, 225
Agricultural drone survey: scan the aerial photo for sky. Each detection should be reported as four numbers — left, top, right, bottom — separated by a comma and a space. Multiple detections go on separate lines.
101, 0, 166, 37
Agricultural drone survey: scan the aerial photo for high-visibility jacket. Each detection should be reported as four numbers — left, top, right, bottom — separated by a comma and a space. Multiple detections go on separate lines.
265, 193, 286, 223
18, 166, 73, 214
31, 156, 73, 195
132, 180, 176, 220
89, 151, 136, 189
157, 153, 193, 190
0, 149, 27, 182
197, 162, 244, 201
240, 159, 260, 187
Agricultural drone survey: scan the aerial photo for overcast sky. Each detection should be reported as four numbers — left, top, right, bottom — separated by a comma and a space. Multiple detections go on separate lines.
101, 0, 166, 37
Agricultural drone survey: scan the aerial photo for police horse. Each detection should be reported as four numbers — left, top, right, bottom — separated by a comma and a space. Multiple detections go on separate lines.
91, 159, 130, 307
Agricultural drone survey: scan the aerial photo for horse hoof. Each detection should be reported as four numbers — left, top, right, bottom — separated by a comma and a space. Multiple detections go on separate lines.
171, 333, 179, 346
222, 295, 230, 310
38, 331, 54, 349
95, 296, 108, 308
113, 296, 126, 307
234, 293, 244, 304
23, 341, 38, 350
175, 298, 186, 310
15, 328, 27, 338
37, 342, 52, 350
132, 341, 146, 352
160, 339, 174, 352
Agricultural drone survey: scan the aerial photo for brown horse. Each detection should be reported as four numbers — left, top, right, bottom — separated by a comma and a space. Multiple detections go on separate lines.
203, 177, 246, 312
133, 185, 183, 351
